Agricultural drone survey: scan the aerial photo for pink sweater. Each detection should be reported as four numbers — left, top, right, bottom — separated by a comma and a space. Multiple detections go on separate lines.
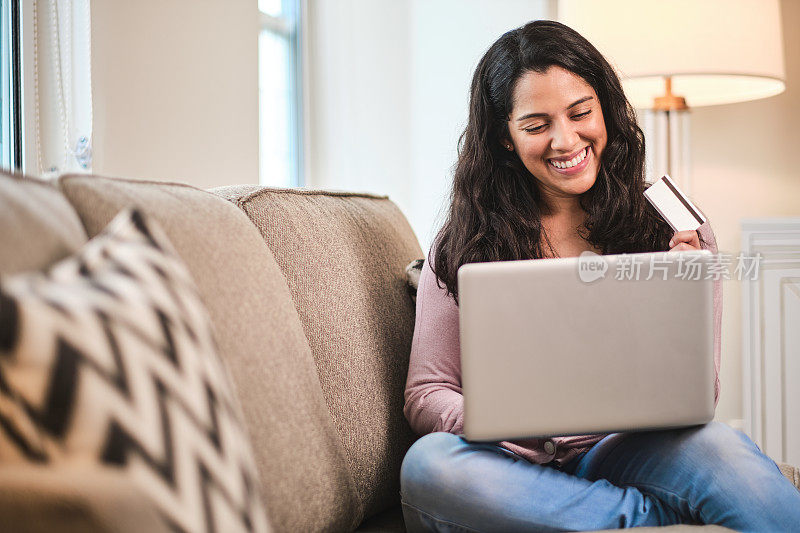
403, 222, 723, 466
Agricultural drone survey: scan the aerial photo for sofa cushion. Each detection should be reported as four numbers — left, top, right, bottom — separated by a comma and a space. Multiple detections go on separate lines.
0, 172, 86, 275
0, 208, 269, 532
213, 185, 424, 523
354, 505, 405, 532
778, 462, 800, 489
57, 175, 359, 532
0, 464, 170, 533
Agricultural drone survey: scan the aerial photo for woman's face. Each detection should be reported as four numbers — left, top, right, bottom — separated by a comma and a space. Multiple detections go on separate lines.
506, 66, 607, 208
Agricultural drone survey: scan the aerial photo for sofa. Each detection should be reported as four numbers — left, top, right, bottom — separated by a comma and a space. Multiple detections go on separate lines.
0, 170, 797, 533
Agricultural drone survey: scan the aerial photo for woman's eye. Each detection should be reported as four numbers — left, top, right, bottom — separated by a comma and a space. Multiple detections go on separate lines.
524, 124, 546, 133
573, 110, 592, 119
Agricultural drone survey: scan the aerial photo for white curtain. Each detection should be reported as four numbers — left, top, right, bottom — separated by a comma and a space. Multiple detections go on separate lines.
33, 0, 92, 175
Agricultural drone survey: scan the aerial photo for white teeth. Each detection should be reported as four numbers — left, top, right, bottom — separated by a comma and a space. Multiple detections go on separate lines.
550, 147, 588, 169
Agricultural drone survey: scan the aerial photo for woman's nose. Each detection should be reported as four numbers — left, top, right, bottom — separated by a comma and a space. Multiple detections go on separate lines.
550, 121, 580, 152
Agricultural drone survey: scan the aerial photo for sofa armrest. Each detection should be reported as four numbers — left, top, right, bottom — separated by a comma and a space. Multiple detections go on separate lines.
778, 462, 800, 489
0, 465, 169, 533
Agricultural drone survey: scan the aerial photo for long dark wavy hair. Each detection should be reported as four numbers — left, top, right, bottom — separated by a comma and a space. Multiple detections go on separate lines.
432, 20, 697, 302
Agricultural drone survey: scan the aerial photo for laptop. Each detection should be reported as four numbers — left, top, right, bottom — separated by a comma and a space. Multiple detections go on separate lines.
458, 250, 716, 441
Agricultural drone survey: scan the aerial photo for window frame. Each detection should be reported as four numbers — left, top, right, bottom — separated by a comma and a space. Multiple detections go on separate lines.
0, 0, 22, 171
259, 0, 305, 187
19, 0, 36, 175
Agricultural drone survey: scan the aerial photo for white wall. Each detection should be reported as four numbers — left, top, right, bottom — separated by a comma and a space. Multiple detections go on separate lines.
91, 0, 553, 231
689, 0, 800, 428
304, 0, 411, 214
306, 0, 555, 249
91, 0, 259, 189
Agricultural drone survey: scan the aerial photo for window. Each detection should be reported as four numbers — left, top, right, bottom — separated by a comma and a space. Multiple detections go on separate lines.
0, 0, 21, 172
259, 0, 303, 187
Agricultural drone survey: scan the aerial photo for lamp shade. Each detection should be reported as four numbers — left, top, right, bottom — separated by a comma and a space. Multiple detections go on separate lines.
558, 0, 786, 108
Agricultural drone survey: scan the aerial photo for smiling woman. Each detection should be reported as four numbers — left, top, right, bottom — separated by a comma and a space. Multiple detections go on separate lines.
400, 19, 800, 532
430, 19, 680, 297
506, 68, 607, 211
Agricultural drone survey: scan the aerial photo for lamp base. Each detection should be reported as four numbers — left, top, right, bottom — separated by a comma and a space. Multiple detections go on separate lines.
653, 76, 689, 112
642, 108, 691, 196
654, 94, 688, 112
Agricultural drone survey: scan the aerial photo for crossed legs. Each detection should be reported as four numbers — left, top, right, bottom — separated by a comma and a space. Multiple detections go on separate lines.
400, 423, 800, 532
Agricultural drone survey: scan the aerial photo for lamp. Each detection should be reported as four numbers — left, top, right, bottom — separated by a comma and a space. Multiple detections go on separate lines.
558, 0, 786, 193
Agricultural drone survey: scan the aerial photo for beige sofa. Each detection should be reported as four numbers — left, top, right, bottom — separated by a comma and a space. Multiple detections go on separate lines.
0, 171, 797, 532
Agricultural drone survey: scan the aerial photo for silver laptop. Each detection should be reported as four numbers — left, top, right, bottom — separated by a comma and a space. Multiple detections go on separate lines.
458, 250, 716, 441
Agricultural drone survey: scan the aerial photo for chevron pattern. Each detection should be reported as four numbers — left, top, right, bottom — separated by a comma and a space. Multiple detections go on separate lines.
405, 258, 424, 303
0, 209, 269, 533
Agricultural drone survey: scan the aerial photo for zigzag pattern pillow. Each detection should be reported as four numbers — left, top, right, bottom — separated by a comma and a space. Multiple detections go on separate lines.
405, 258, 424, 303
0, 208, 269, 533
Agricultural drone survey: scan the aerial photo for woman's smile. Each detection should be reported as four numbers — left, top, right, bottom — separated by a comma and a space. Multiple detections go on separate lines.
548, 146, 591, 175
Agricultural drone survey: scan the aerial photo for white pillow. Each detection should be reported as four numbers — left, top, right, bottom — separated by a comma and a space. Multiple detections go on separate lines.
0, 208, 270, 533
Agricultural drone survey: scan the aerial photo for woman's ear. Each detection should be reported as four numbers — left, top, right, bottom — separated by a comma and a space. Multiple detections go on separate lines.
502, 140, 514, 151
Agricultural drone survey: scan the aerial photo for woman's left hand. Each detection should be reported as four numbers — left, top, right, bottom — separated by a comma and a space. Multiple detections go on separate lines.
668, 230, 701, 251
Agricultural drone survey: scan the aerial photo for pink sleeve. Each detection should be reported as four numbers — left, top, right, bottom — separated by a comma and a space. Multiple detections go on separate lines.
697, 221, 723, 407
403, 254, 466, 435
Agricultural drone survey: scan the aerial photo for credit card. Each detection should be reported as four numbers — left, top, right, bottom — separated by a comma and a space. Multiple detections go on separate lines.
644, 175, 706, 232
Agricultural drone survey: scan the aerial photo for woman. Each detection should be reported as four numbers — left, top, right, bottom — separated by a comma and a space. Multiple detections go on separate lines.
401, 20, 800, 532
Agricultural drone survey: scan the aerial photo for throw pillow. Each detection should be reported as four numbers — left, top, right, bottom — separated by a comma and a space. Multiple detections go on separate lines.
0, 208, 269, 533
405, 259, 424, 303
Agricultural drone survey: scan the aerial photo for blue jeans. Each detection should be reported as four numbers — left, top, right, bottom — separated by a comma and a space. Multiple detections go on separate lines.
400, 422, 800, 532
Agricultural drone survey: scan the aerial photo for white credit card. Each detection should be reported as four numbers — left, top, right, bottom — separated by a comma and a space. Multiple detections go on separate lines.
644, 175, 706, 232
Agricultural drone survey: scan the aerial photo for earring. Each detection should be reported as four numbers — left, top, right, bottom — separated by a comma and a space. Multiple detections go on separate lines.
504, 143, 513, 151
